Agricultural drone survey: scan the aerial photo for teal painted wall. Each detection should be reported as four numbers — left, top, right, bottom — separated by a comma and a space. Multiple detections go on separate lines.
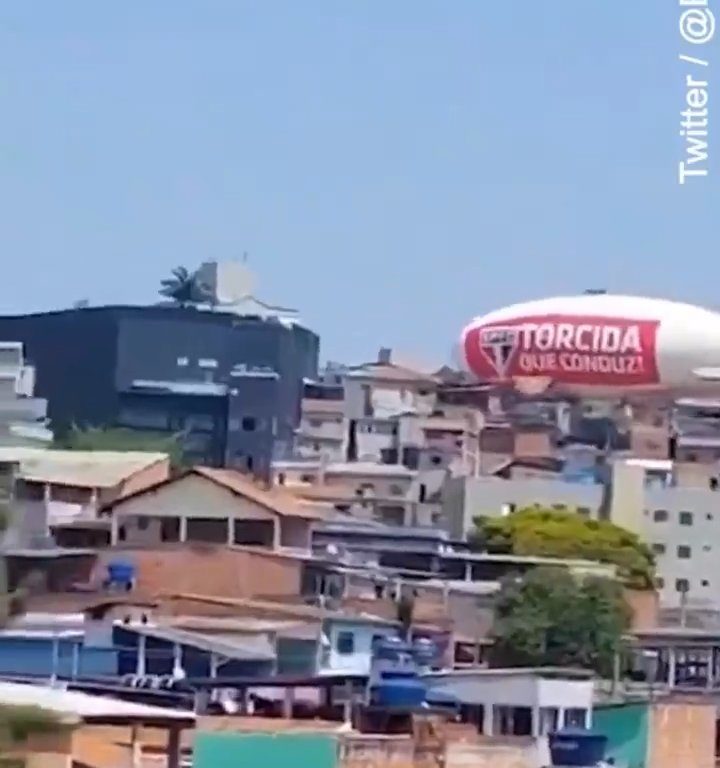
593, 702, 649, 768
194, 732, 338, 768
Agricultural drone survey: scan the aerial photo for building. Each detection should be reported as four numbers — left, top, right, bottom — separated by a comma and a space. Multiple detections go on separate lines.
442, 474, 605, 540
442, 456, 720, 613
100, 466, 324, 550
0, 302, 319, 474
423, 667, 594, 743
290, 351, 483, 476
0, 342, 52, 448
274, 460, 444, 527
0, 447, 170, 548
0, 681, 194, 768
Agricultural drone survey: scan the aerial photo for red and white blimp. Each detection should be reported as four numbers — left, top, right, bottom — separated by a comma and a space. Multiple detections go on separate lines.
459, 294, 720, 399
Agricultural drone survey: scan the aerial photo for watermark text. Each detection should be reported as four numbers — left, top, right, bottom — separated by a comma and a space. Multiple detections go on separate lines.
678, 0, 714, 184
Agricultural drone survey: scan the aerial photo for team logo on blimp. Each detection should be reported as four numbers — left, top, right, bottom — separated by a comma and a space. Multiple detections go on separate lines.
479, 326, 518, 377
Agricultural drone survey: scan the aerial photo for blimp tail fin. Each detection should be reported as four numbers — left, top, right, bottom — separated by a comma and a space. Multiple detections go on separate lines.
693, 367, 720, 382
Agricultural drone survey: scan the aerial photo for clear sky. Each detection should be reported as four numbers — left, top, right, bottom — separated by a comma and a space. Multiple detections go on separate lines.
1, 2, 717, 365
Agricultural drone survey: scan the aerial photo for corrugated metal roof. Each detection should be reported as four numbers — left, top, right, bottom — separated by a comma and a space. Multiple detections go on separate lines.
0, 681, 195, 722
0, 447, 168, 489
126, 624, 277, 661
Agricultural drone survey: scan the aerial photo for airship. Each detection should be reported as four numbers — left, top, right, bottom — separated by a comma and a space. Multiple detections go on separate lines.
459, 294, 720, 399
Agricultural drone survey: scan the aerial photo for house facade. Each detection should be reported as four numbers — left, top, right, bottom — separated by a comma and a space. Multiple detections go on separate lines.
104, 467, 322, 551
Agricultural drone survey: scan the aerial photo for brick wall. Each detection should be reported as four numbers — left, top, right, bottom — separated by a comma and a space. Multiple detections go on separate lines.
625, 588, 659, 631
648, 700, 717, 768
96, 545, 302, 600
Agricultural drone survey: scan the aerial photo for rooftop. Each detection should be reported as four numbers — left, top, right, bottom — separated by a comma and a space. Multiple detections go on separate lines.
323, 461, 416, 478
0, 681, 195, 727
423, 667, 594, 681
0, 447, 168, 489
104, 466, 325, 520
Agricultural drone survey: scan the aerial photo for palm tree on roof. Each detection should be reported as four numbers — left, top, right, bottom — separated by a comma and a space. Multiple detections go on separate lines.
159, 266, 212, 307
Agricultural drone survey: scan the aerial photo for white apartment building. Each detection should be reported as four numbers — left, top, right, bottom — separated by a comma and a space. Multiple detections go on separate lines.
0, 342, 52, 448
443, 458, 720, 612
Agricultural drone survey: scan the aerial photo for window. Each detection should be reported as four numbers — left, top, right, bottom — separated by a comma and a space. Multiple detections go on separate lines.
564, 709, 587, 728
198, 358, 218, 369
430, 455, 443, 466
679, 511, 694, 526
708, 513, 714, 521
652, 543, 666, 555
309, 419, 323, 428
136, 516, 149, 531
277, 473, 286, 485
704, 544, 712, 552
686, 452, 698, 462
336, 631, 355, 655
702, 580, 710, 587
677, 545, 692, 559
653, 509, 668, 522
300, 474, 316, 483
656, 577, 665, 589
676, 578, 690, 592
389, 484, 404, 496
176, 356, 189, 367
242, 417, 257, 432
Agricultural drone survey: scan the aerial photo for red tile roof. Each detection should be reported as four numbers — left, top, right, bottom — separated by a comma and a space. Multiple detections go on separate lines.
103, 467, 326, 521
193, 466, 325, 520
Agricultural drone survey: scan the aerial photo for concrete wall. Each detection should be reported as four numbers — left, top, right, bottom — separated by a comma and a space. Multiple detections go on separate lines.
322, 620, 396, 675
442, 476, 604, 538
423, 671, 593, 713
641, 484, 720, 608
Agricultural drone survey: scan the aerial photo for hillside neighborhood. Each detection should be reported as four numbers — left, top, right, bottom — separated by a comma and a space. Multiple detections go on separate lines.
0, 262, 714, 767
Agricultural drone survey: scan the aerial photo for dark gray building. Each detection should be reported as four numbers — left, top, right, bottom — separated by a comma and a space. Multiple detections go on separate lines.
0, 305, 319, 474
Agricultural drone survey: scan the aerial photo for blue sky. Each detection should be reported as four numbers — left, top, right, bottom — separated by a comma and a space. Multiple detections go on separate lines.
1, 2, 717, 365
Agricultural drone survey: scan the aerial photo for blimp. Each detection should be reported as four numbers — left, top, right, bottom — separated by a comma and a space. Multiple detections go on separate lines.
459, 294, 720, 399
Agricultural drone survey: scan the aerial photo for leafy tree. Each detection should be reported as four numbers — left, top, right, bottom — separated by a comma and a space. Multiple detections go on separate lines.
0, 500, 72, 765
471, 507, 655, 589
158, 265, 211, 307
491, 566, 631, 676
53, 425, 185, 468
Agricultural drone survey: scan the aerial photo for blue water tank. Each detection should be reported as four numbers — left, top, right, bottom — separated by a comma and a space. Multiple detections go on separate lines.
106, 560, 136, 588
370, 679, 426, 708
548, 729, 607, 766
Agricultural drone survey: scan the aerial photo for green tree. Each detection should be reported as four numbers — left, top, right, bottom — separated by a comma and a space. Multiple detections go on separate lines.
53, 425, 185, 468
158, 265, 211, 307
471, 507, 655, 589
0, 500, 72, 765
491, 566, 631, 676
